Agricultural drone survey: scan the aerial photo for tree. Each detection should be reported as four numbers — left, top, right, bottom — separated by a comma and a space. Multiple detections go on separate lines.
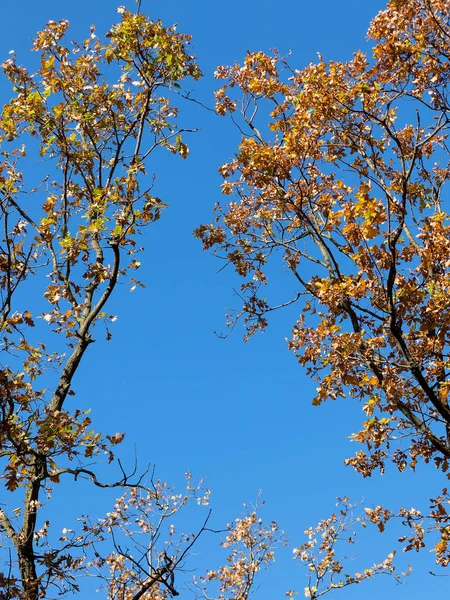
0, 6, 286, 599
197, 0, 450, 570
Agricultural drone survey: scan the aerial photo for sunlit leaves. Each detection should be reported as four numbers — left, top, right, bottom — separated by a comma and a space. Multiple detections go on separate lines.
0, 7, 201, 599
291, 498, 408, 599
198, 0, 450, 572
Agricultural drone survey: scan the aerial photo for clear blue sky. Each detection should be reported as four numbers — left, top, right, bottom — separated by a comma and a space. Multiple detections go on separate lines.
1, 1, 446, 598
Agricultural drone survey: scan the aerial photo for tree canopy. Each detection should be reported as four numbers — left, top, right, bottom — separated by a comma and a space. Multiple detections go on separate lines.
1, 0, 450, 599
197, 0, 450, 568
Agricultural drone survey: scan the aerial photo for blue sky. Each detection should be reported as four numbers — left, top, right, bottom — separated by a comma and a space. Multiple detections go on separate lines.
1, 1, 447, 598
